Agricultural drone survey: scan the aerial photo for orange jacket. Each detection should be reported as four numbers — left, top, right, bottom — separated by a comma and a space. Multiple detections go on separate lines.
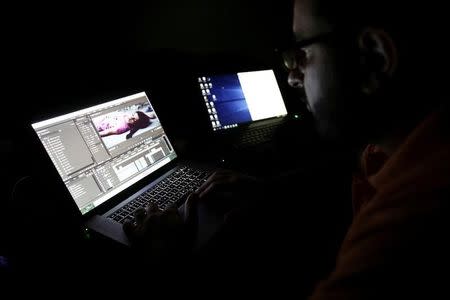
310, 109, 450, 299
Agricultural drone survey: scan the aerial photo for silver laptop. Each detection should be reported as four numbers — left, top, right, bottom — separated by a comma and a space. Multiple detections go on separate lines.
197, 69, 288, 148
31, 91, 216, 246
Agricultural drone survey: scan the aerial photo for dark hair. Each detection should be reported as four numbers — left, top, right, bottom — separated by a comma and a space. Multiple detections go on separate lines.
309, 0, 448, 86
306, 0, 449, 134
125, 111, 151, 139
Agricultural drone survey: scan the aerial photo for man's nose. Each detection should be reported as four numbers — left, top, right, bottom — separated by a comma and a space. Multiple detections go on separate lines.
288, 69, 304, 89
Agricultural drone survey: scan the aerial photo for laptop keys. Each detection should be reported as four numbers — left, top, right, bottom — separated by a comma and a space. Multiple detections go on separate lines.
108, 166, 210, 223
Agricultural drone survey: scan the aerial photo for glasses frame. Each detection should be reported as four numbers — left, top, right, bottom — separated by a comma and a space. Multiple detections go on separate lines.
281, 31, 336, 70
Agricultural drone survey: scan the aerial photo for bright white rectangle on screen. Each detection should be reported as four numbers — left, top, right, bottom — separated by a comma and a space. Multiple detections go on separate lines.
115, 162, 139, 182
237, 70, 287, 121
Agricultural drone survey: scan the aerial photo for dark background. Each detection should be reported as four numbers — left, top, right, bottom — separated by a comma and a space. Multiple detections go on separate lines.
3, 0, 294, 116
1, 1, 352, 289
2, 0, 300, 196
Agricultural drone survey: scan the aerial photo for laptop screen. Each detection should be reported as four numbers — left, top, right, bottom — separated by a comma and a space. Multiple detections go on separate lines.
32, 92, 177, 215
198, 69, 288, 131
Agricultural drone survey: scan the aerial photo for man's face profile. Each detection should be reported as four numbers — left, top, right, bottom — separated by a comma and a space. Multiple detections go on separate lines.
290, 0, 370, 147
291, 0, 344, 141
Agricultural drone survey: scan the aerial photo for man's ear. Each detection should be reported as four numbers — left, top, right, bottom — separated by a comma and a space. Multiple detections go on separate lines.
358, 28, 398, 94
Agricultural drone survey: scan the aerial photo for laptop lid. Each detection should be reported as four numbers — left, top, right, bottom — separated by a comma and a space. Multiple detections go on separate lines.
31, 91, 177, 215
197, 69, 288, 132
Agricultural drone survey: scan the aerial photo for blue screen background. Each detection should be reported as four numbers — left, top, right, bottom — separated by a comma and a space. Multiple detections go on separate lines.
210, 74, 252, 126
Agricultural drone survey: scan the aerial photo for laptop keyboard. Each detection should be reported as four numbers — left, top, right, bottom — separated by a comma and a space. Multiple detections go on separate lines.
107, 166, 210, 224
237, 123, 280, 147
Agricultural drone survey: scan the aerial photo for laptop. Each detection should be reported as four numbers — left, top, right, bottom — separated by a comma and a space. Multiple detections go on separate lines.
197, 69, 288, 149
31, 91, 218, 247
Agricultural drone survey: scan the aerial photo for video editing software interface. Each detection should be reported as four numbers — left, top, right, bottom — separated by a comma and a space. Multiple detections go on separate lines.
198, 69, 288, 131
32, 92, 177, 215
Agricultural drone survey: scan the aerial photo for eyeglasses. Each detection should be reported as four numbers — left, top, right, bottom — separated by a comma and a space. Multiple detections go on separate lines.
281, 32, 335, 71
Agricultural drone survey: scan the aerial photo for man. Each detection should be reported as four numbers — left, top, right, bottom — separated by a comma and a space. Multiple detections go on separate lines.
125, 0, 450, 297
282, 0, 450, 298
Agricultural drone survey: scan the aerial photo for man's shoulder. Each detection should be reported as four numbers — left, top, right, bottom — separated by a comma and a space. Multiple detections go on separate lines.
311, 181, 450, 299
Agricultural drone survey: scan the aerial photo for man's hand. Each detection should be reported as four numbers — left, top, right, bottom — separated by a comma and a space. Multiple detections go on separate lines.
194, 169, 261, 221
121, 170, 261, 260
123, 198, 198, 261
196, 169, 258, 199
